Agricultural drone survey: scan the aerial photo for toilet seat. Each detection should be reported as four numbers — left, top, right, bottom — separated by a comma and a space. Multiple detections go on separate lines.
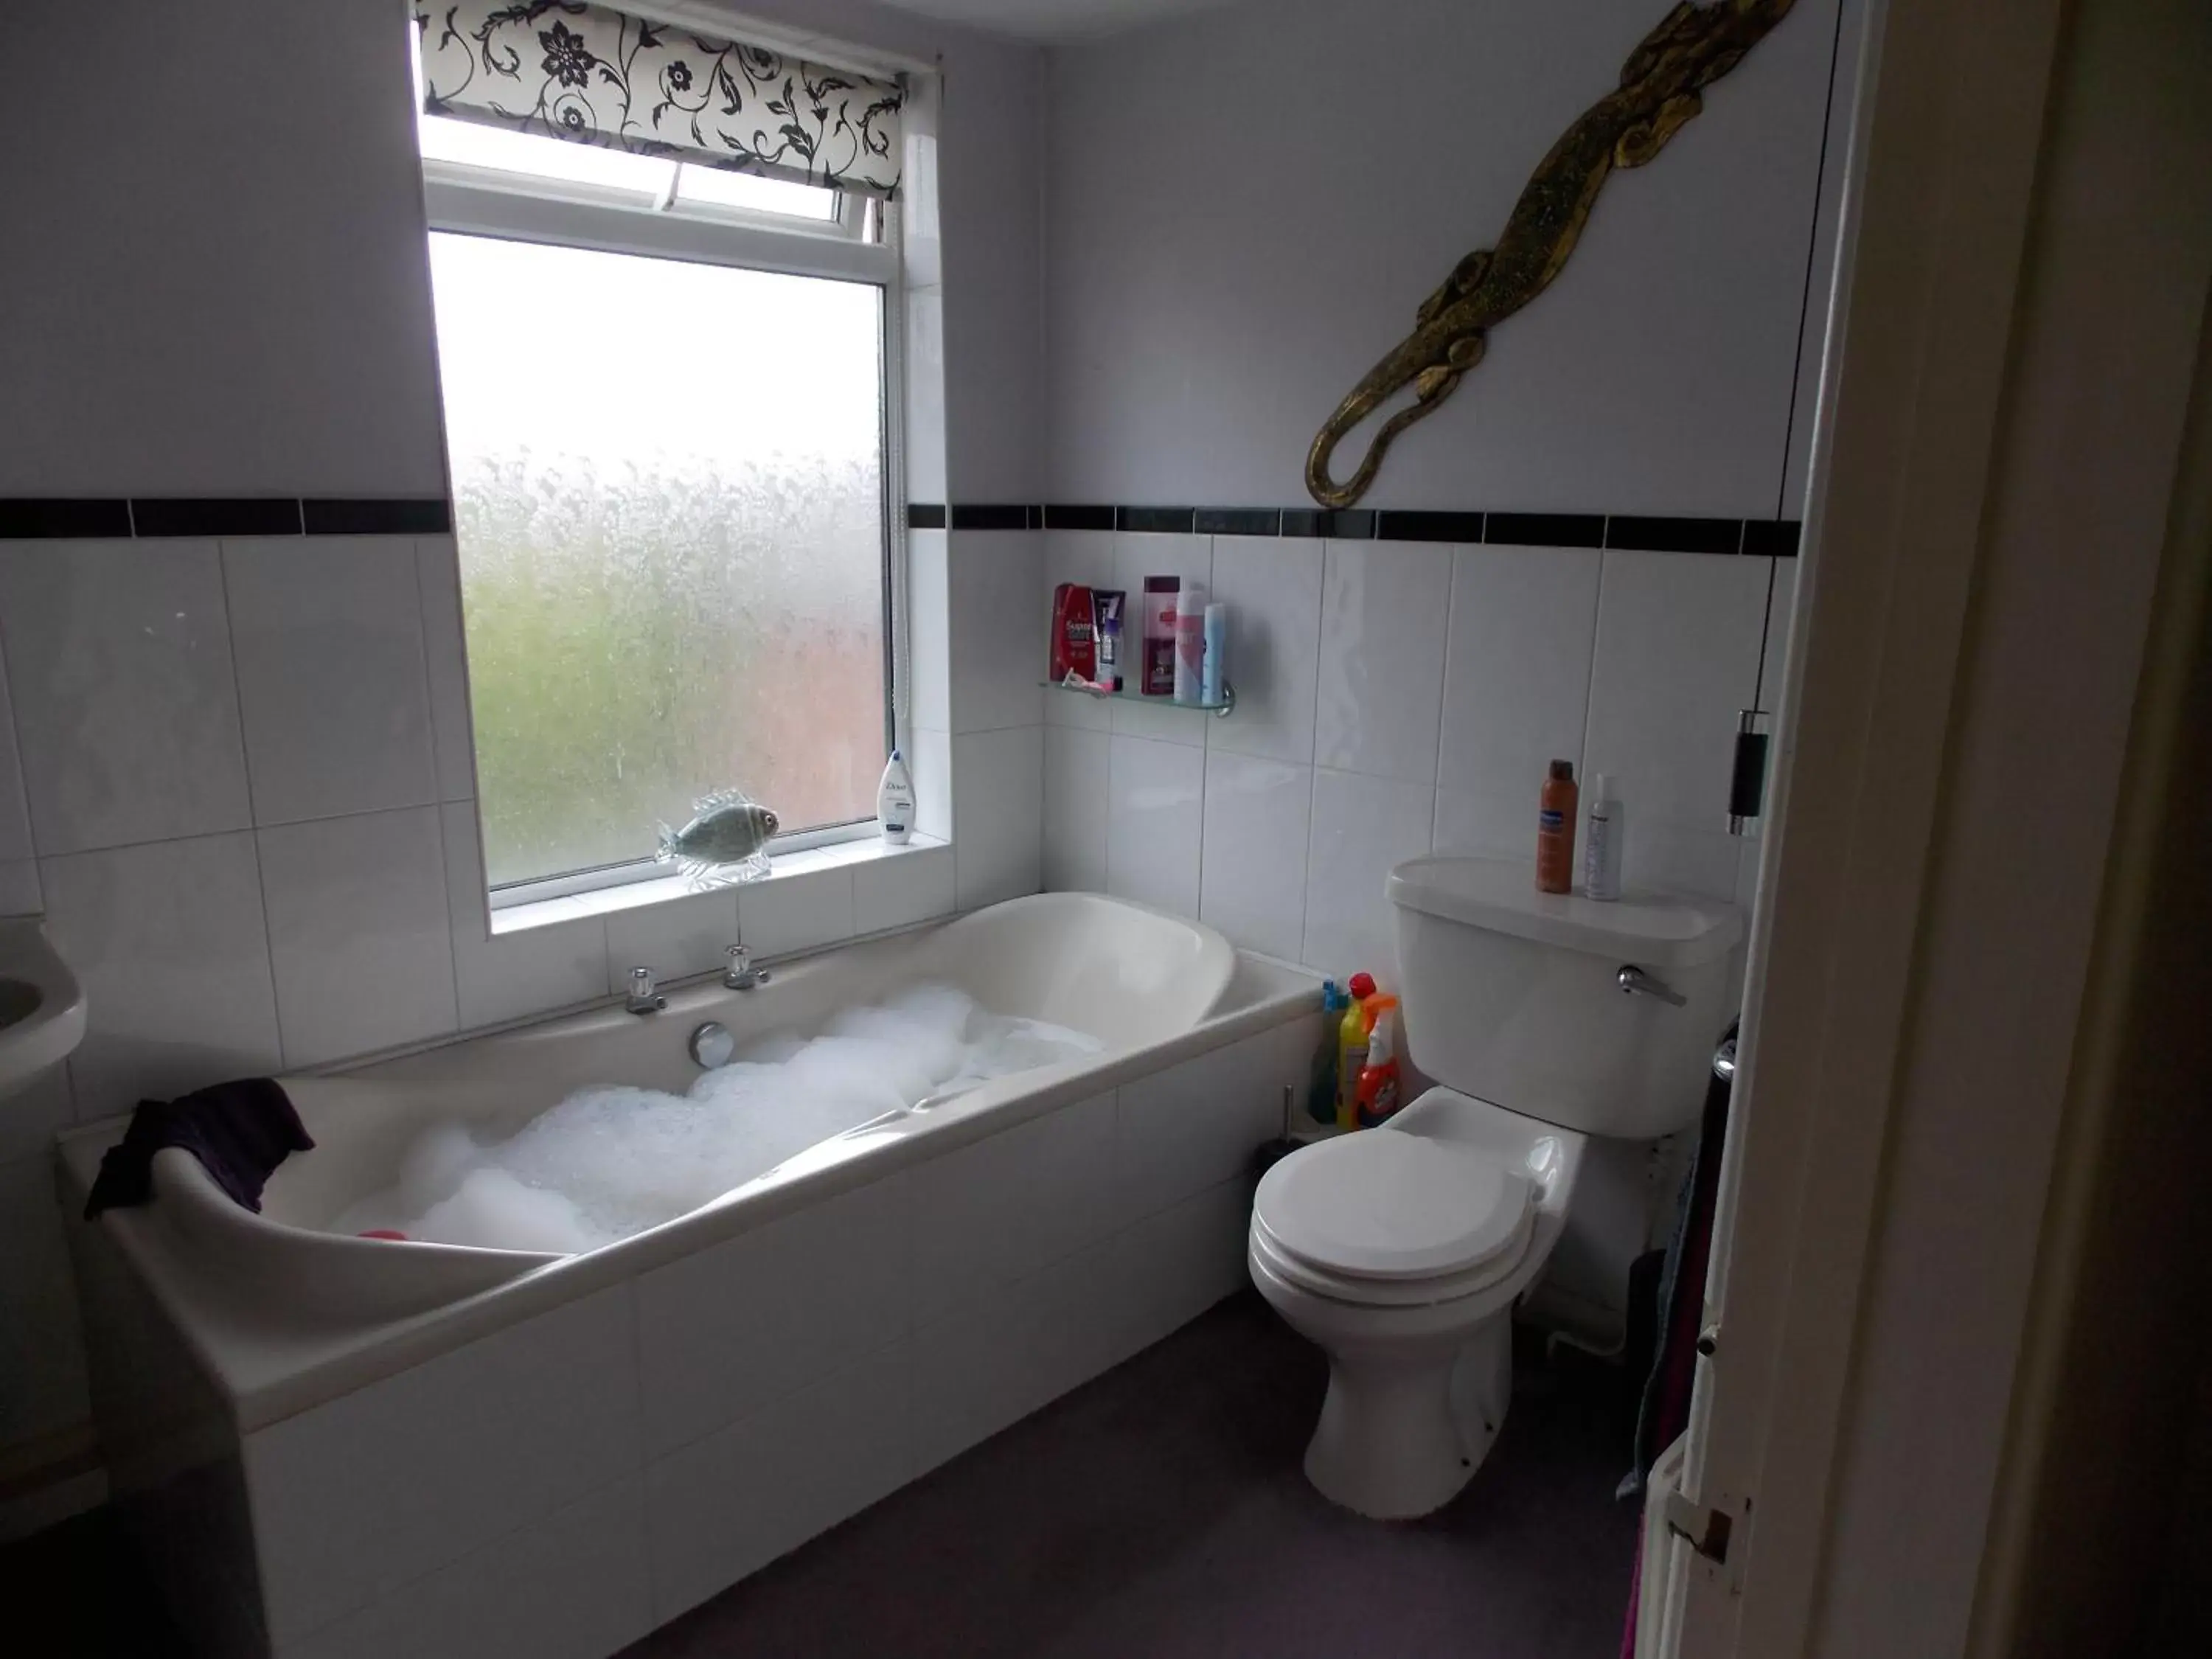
1252, 1133, 1537, 1308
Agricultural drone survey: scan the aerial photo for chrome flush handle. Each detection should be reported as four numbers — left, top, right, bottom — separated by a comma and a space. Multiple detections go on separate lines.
1615, 964, 1687, 1007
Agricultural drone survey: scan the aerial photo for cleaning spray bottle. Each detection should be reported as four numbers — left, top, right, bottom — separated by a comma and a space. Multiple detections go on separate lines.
1356, 997, 1402, 1127
1336, 972, 1377, 1130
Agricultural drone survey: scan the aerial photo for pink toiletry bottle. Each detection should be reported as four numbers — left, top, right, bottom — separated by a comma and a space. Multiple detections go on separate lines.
1142, 578, 1180, 696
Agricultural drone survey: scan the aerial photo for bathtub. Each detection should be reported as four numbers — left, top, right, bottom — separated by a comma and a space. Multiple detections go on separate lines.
59, 891, 1324, 1659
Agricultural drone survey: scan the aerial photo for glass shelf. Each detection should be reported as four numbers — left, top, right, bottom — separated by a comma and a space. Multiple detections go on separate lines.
1040, 679, 1237, 717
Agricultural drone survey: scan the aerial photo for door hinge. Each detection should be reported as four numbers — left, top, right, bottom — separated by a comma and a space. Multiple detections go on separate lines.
1662, 1487, 1736, 1565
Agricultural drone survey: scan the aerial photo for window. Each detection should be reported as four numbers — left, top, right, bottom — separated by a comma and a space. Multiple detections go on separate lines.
417, 111, 899, 895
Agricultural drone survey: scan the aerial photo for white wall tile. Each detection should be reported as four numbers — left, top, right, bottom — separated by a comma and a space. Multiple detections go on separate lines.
0, 1151, 89, 1451
1582, 551, 1771, 900
911, 1240, 1124, 1476
1301, 767, 1433, 985
0, 857, 39, 917
1105, 734, 1203, 917
1313, 539, 1454, 785
907, 527, 950, 735
851, 843, 956, 936
224, 537, 437, 825
0, 635, 32, 863
245, 1284, 642, 1648
602, 889, 739, 995
737, 856, 855, 959
442, 803, 608, 1031
1041, 726, 1110, 892
1206, 535, 1323, 765
908, 1091, 1118, 1325
1116, 1023, 1305, 1225
1098, 1178, 1256, 1363
0, 539, 251, 855
1109, 533, 1212, 745
414, 535, 479, 804
1433, 544, 1602, 860
950, 725, 1043, 911
1198, 753, 1311, 961
285, 1476, 652, 1659
947, 529, 1045, 734
40, 832, 280, 1120
645, 1340, 911, 1627
1043, 529, 1117, 731
634, 1176, 911, 1459
908, 727, 953, 841
258, 807, 456, 1068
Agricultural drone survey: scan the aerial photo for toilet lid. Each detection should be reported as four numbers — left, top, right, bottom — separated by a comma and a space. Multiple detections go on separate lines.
1254, 1133, 1534, 1281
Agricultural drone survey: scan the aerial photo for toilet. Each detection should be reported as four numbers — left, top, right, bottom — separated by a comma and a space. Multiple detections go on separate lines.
1249, 855, 1742, 1519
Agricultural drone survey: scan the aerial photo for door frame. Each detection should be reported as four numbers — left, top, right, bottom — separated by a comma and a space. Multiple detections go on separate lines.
1663, 0, 2212, 1650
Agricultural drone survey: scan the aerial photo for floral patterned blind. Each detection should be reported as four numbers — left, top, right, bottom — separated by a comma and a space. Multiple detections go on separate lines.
413, 1, 905, 198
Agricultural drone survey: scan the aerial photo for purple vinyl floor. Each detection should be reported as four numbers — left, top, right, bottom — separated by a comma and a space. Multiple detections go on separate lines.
626, 1293, 1640, 1659
6, 1293, 1639, 1659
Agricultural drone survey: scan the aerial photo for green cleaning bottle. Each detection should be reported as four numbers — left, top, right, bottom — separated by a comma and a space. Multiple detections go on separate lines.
1307, 981, 1347, 1124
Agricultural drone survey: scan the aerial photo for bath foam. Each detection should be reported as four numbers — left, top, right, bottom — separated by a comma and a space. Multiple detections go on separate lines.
329, 984, 1105, 1254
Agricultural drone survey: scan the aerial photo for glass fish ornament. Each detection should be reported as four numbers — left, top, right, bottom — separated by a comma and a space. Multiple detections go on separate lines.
655, 790, 779, 888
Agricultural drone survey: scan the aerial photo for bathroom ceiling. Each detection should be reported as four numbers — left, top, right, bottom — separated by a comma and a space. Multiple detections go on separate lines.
877, 0, 1237, 41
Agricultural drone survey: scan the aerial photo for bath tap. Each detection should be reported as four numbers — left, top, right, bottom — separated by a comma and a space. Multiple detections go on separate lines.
625, 966, 667, 1015
724, 942, 770, 991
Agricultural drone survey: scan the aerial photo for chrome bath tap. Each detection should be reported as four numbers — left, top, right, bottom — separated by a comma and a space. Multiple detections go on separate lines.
724, 941, 770, 991
625, 966, 667, 1015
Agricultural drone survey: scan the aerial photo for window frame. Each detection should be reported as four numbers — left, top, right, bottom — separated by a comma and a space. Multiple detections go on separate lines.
420, 153, 906, 911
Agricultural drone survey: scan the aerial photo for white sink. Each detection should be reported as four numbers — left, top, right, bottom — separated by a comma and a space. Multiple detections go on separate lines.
0, 918, 87, 1097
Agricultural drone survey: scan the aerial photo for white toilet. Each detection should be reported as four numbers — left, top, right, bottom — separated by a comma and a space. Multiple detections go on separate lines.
1249, 855, 1742, 1519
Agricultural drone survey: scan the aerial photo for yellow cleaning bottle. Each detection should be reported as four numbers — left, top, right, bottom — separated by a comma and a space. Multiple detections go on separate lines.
1335, 972, 1376, 1129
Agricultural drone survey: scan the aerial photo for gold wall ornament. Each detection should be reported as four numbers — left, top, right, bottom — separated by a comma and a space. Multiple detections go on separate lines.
1304, 0, 1798, 509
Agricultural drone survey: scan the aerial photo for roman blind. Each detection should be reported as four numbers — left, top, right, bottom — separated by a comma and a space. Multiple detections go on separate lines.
413, 1, 905, 198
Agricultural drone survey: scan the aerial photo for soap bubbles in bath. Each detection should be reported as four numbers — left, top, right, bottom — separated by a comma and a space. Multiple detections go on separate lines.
329, 984, 1105, 1255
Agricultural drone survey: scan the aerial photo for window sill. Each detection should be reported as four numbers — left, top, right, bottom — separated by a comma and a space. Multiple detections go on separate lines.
489, 832, 948, 938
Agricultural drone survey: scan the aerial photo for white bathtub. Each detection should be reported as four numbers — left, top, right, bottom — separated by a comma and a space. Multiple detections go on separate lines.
60, 892, 1324, 1659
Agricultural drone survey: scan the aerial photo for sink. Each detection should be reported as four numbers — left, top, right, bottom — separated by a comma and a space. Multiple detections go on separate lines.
0, 918, 87, 1097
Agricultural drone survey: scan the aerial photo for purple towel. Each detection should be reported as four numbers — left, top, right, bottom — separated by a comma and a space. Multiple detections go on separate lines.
85, 1079, 313, 1217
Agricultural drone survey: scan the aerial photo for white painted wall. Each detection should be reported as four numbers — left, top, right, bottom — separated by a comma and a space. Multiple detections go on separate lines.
1044, 0, 1841, 514
0, 0, 447, 498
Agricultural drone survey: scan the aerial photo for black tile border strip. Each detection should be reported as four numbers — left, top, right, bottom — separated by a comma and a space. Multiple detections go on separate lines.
1116, 505, 1195, 535
302, 498, 453, 535
1380, 509, 1486, 543
1486, 512, 1605, 549
0, 496, 455, 539
1605, 514, 1743, 555
0, 498, 133, 538
947, 503, 1032, 531
1280, 508, 1376, 539
128, 498, 304, 538
1194, 507, 1281, 536
1, 498, 1799, 559
1741, 519, 1803, 559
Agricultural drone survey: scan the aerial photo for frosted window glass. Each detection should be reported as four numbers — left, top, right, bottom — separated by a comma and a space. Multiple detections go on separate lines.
427, 232, 887, 887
